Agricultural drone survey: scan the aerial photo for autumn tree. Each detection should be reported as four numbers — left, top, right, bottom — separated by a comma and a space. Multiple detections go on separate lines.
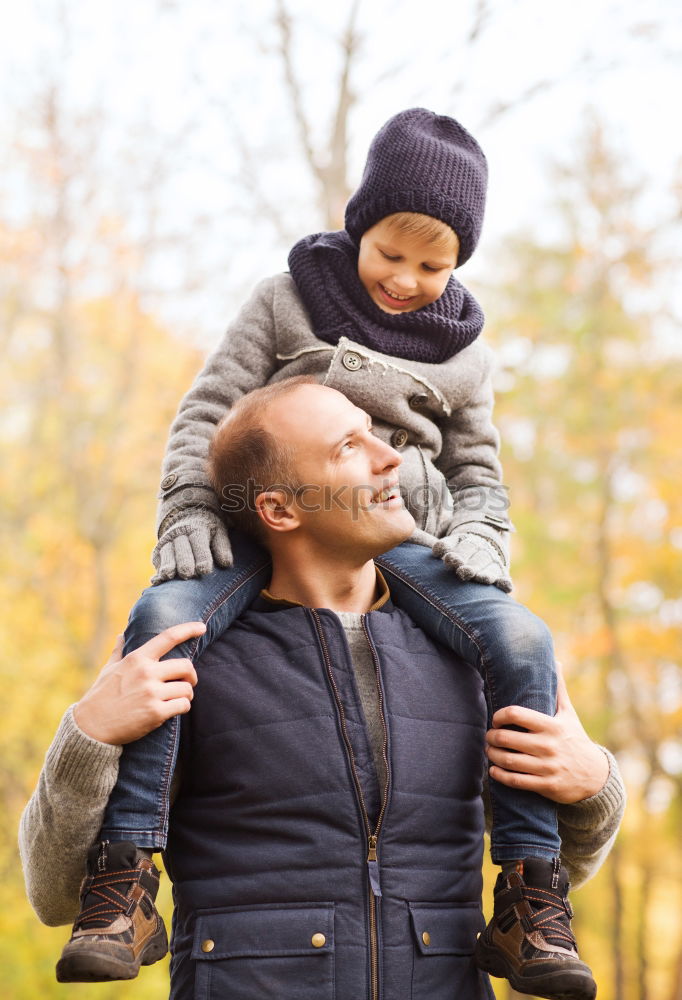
0, 80, 203, 1000
483, 117, 682, 1000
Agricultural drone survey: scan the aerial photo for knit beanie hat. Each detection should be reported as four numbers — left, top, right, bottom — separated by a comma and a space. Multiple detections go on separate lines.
344, 108, 487, 267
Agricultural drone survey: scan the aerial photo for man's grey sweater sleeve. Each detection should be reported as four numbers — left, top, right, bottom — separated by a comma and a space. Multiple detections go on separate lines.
483, 747, 626, 889
18, 707, 121, 926
555, 748, 626, 887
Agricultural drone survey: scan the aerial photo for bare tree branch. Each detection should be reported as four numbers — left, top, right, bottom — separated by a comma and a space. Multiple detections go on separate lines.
466, 0, 493, 46
478, 77, 559, 128
274, 0, 322, 188
322, 0, 360, 228
230, 122, 300, 244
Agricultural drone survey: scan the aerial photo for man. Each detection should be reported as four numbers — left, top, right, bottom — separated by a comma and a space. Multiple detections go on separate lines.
20, 379, 624, 999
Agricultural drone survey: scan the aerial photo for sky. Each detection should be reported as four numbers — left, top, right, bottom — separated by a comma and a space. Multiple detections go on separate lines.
1, 0, 680, 341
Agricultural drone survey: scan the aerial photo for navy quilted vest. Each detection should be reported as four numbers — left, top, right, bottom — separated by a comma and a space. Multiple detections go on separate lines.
165, 600, 494, 1000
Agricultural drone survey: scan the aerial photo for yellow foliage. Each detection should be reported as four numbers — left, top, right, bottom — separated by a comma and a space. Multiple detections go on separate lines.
1, 275, 204, 997
3, 120, 682, 999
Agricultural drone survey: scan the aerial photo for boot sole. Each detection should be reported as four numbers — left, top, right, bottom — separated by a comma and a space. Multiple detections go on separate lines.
56, 923, 168, 983
475, 937, 597, 1000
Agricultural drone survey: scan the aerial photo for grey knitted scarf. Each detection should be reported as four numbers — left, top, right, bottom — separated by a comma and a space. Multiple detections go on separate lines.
288, 230, 484, 364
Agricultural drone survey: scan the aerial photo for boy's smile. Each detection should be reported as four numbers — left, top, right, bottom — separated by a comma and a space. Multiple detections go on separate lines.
357, 215, 459, 315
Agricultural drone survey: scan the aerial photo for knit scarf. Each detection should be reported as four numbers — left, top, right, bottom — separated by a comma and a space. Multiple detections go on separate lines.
288, 230, 484, 364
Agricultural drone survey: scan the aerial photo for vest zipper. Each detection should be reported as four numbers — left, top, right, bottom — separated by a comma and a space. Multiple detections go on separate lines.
362, 615, 391, 1000
310, 609, 390, 1000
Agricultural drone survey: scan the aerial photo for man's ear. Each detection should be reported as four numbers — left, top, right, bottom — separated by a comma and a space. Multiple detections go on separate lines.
255, 489, 300, 534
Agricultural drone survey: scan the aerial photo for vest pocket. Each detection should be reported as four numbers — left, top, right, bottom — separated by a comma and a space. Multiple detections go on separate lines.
191, 902, 335, 1000
409, 902, 493, 999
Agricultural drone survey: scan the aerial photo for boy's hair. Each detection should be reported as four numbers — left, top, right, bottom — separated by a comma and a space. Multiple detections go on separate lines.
208, 376, 315, 543
382, 212, 459, 260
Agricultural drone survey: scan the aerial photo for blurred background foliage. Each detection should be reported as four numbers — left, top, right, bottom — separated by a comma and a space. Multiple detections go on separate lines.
1, 2, 680, 998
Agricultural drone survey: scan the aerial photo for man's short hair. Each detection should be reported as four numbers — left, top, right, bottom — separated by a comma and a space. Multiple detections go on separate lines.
208, 376, 316, 542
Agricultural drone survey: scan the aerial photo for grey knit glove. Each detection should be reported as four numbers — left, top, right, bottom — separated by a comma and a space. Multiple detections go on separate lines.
433, 531, 512, 593
152, 508, 233, 584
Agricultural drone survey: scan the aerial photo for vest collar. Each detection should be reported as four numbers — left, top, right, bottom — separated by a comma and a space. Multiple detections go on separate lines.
256, 568, 391, 614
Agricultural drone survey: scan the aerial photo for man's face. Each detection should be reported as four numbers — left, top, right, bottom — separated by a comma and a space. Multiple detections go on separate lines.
357, 216, 458, 314
263, 385, 415, 558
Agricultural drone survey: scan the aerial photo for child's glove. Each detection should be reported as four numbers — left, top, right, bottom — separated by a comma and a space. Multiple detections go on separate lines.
152, 508, 233, 584
433, 531, 512, 593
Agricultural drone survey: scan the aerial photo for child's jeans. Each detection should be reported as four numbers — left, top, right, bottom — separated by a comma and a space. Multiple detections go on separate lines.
100, 535, 560, 864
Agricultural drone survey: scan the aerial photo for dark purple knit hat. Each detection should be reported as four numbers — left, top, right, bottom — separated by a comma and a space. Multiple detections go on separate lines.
345, 108, 487, 267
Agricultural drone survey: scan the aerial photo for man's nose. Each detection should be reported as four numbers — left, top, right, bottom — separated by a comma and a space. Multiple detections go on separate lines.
371, 436, 402, 472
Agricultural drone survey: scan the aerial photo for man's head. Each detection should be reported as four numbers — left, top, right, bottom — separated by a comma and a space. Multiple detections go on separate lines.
208, 380, 415, 561
344, 108, 487, 269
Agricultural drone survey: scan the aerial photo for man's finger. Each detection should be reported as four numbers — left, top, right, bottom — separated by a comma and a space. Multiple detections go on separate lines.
486, 726, 546, 755
555, 660, 573, 714
141, 622, 206, 661
490, 704, 549, 731
154, 658, 199, 686
156, 680, 195, 703
488, 765, 549, 793
486, 745, 547, 774
158, 696, 194, 722
106, 634, 125, 665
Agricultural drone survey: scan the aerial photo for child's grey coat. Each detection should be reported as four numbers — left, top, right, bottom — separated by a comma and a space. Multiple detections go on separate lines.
157, 273, 512, 568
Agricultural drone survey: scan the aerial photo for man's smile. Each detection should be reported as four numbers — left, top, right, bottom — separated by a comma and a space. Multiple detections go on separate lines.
369, 481, 403, 507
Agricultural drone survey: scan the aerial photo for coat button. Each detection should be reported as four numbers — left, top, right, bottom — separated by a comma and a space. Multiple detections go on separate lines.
160, 473, 178, 490
409, 393, 428, 409
342, 351, 362, 371
311, 933, 326, 948
201, 939, 215, 953
422, 931, 431, 946
391, 428, 408, 448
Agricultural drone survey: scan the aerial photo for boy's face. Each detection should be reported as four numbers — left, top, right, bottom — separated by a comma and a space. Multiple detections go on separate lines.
357, 216, 458, 314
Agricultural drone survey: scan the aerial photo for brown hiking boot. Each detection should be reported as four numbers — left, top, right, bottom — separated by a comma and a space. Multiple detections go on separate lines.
475, 857, 597, 1000
56, 841, 168, 982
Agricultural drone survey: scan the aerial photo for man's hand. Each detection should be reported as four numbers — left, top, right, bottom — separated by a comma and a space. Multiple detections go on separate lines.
73, 623, 206, 745
485, 662, 609, 804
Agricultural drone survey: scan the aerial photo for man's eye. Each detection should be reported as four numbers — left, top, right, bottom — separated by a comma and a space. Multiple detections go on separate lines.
341, 441, 355, 452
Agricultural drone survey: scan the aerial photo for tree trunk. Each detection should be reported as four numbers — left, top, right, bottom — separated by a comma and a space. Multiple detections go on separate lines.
610, 839, 626, 1000
670, 938, 682, 1000
635, 855, 653, 1000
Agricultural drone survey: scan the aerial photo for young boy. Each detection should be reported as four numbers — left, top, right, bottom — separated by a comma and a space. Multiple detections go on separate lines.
57, 109, 598, 999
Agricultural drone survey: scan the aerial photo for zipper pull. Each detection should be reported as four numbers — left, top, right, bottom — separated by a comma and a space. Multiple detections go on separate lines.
97, 840, 110, 873
367, 835, 382, 897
